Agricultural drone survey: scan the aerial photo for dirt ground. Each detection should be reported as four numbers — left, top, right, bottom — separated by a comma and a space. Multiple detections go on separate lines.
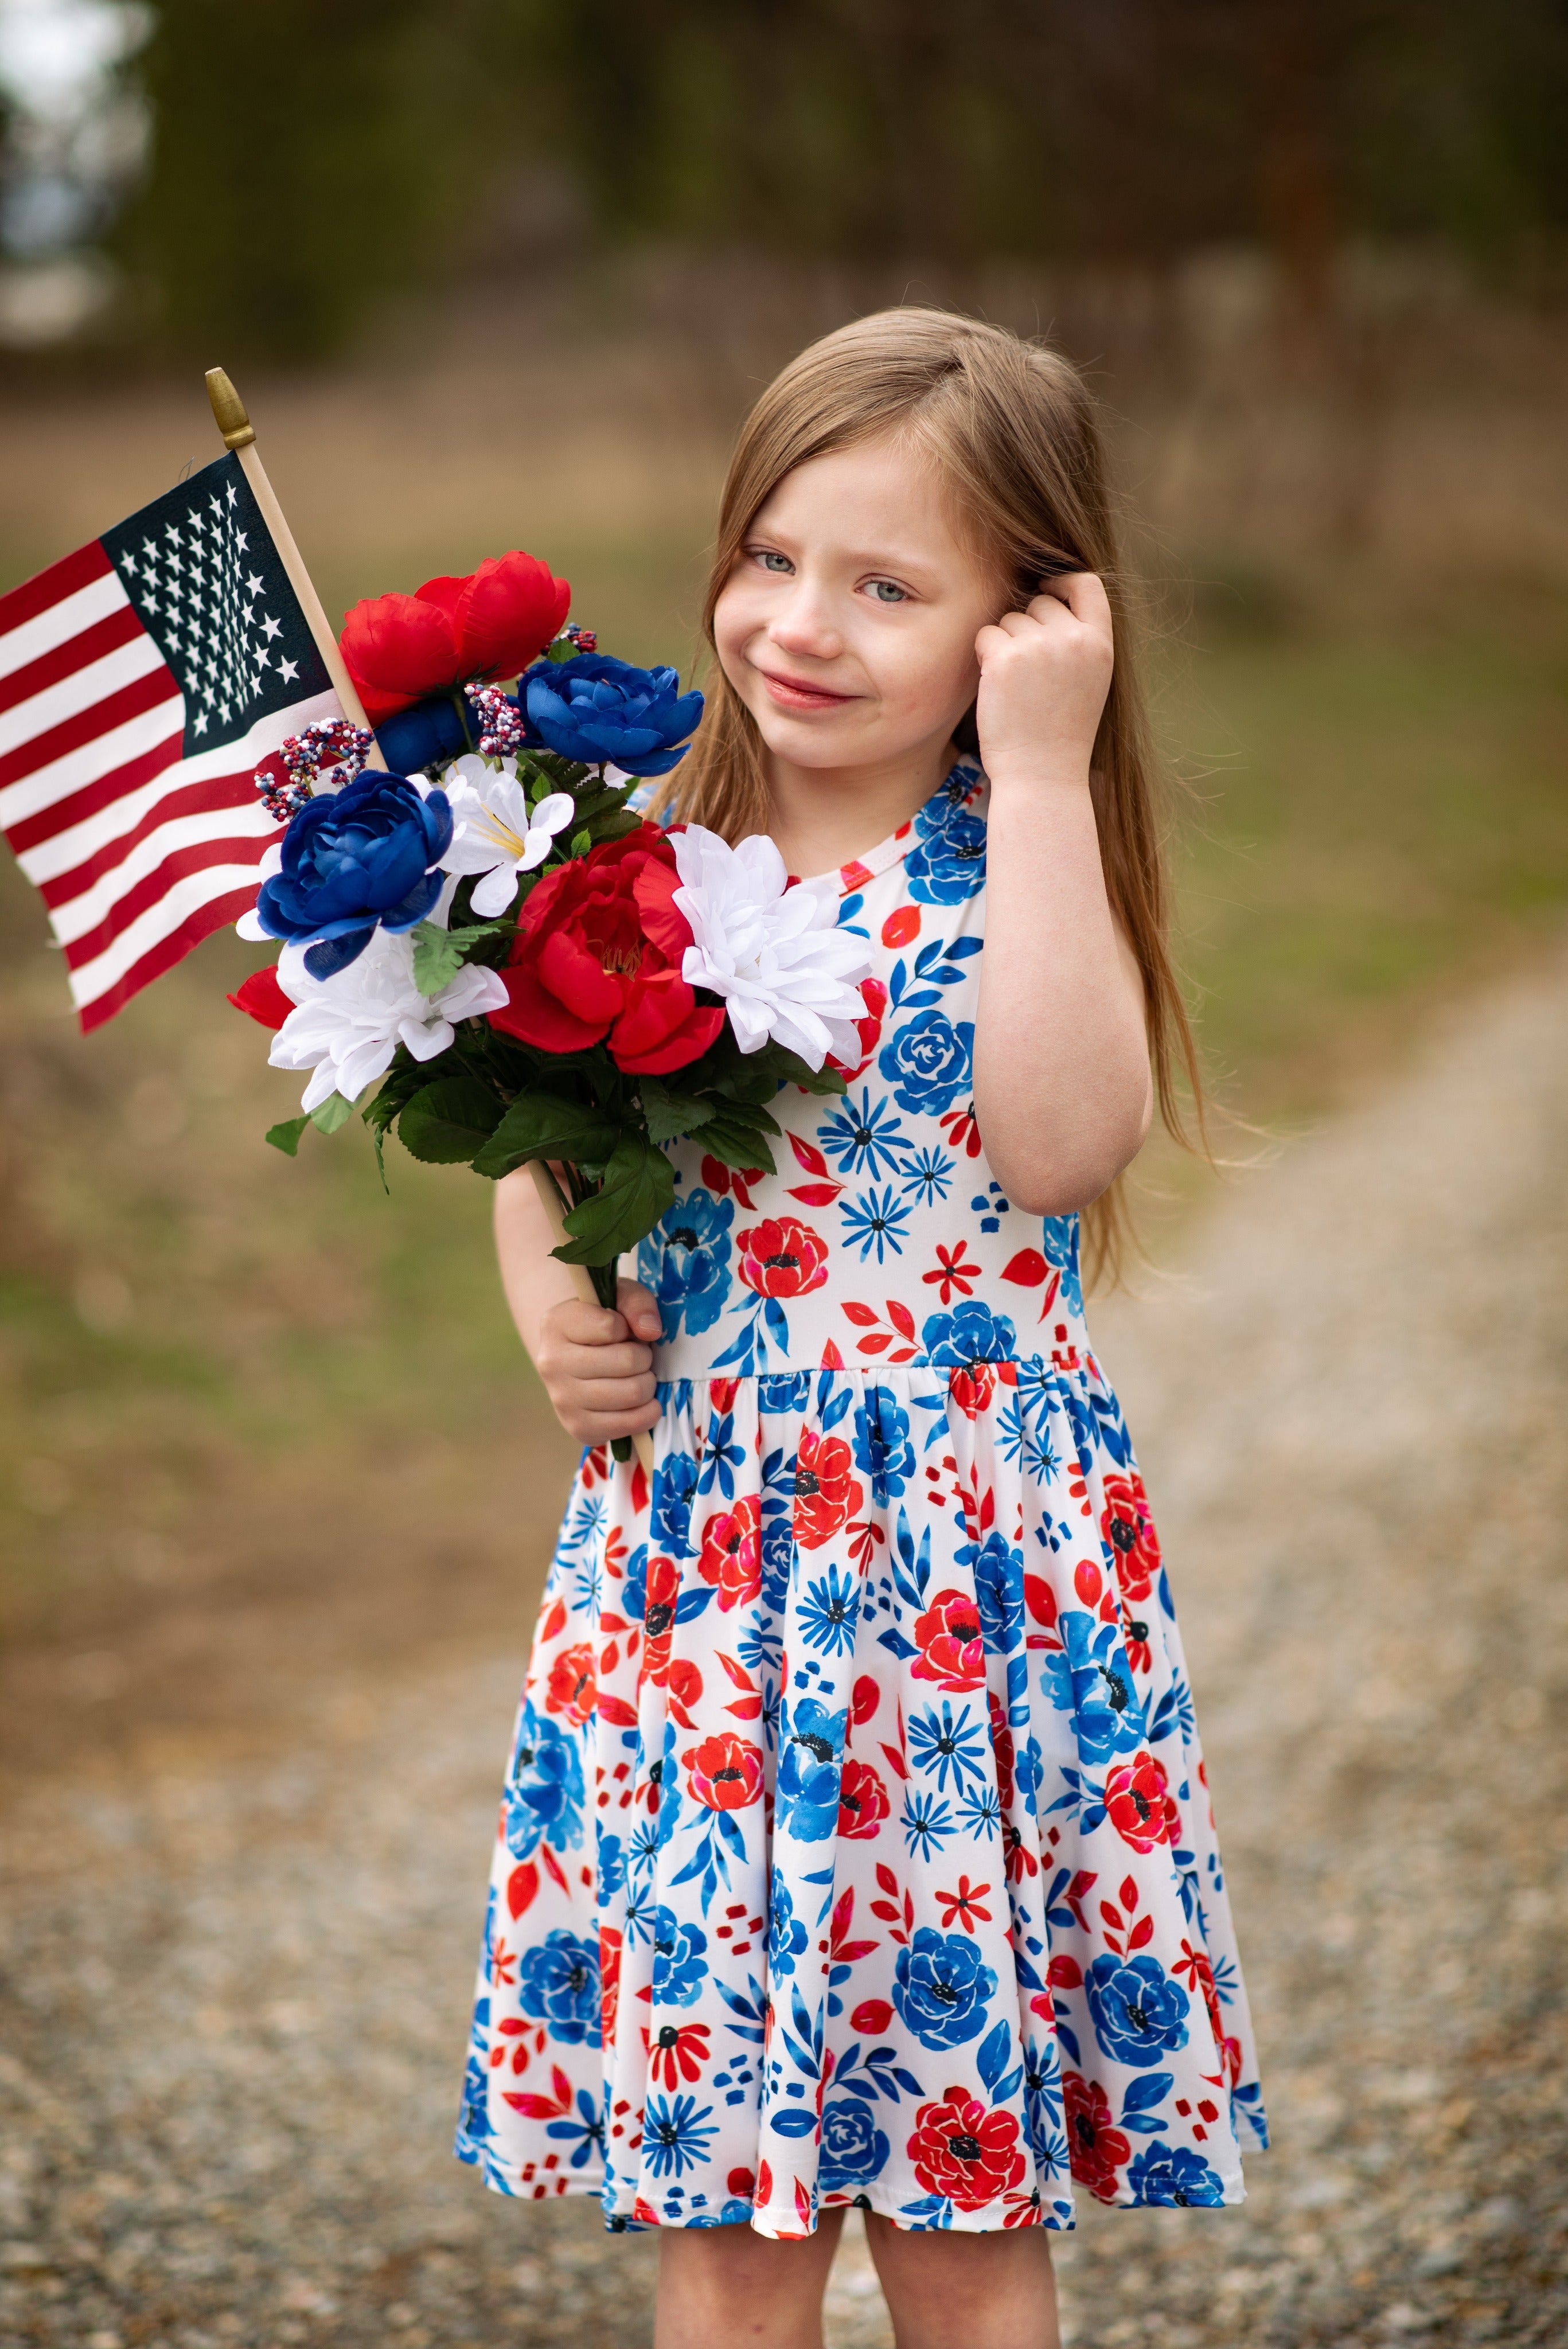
2, 935, 1566, 2349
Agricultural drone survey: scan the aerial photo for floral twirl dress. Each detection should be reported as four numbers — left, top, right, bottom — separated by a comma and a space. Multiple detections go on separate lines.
455, 760, 1267, 2237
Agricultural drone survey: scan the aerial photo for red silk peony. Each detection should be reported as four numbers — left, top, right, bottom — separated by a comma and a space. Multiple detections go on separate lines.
340, 551, 571, 725
227, 963, 292, 1030
487, 825, 725, 1075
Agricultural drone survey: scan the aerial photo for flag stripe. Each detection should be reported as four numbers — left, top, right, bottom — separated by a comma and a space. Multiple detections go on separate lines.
75, 883, 262, 1033
67, 861, 274, 1011
0, 539, 112, 641
58, 821, 278, 963
0, 566, 127, 685
3, 725, 186, 857
0, 630, 169, 763
25, 766, 268, 895
0, 602, 145, 723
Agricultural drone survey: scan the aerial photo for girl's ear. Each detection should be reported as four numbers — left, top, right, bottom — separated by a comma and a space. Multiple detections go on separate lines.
953, 700, 981, 755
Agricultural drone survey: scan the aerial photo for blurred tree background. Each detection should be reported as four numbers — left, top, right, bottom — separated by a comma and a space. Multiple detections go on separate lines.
0, 0, 1565, 1699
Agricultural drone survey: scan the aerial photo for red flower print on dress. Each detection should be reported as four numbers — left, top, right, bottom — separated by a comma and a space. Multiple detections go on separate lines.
639, 1554, 681, 1689
544, 1640, 596, 1726
1103, 1752, 1180, 1854
1100, 1470, 1162, 1604
735, 1215, 830, 1298
923, 1242, 982, 1304
1062, 2071, 1131, 2203
697, 1497, 762, 1610
793, 1427, 864, 1548
910, 1587, 985, 1691
908, 2090, 1026, 2209
837, 1757, 890, 1839
599, 1925, 622, 2047
648, 2020, 711, 2088
682, 1732, 764, 1810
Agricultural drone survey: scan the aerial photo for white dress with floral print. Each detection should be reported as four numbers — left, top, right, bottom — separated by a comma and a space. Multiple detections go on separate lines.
455, 762, 1266, 2238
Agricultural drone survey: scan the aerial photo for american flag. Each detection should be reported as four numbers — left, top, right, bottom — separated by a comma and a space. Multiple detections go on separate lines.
0, 449, 345, 1029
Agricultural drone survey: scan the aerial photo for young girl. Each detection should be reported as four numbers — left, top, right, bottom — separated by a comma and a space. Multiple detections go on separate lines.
455, 309, 1266, 2348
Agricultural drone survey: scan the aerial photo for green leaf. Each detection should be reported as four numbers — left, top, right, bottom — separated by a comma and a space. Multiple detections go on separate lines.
639, 1078, 717, 1146
554, 1131, 676, 1267
310, 1092, 355, 1134
768, 1047, 848, 1096
543, 635, 579, 665
266, 1114, 311, 1156
568, 828, 593, 858
411, 920, 465, 997
696, 1114, 778, 1176
398, 1075, 505, 1164
470, 1090, 621, 1180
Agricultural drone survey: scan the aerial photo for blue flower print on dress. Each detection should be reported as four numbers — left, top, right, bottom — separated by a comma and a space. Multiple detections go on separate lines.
1128, 2141, 1226, 2206
906, 790, 988, 904
504, 1701, 586, 1858
640, 1188, 733, 1340
775, 1693, 847, 1841
650, 1907, 708, 2006
1040, 1216, 1083, 1317
1041, 1610, 1145, 1766
1085, 1953, 1191, 2067
820, 2100, 892, 2191
766, 1868, 810, 1978
892, 1927, 998, 2050
650, 1450, 700, 1559
961, 1528, 1024, 1653
596, 1831, 626, 1900
459, 2051, 494, 2144
879, 1010, 974, 1114
817, 1087, 911, 1178
641, 2092, 720, 2178
517, 1929, 602, 2046
853, 1386, 914, 1506
921, 1300, 1016, 1366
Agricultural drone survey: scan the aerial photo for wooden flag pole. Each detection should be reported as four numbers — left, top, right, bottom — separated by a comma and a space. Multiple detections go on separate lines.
204, 367, 373, 736
529, 1162, 657, 1478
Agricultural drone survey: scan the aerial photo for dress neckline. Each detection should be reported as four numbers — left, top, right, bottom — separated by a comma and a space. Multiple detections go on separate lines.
798, 758, 984, 896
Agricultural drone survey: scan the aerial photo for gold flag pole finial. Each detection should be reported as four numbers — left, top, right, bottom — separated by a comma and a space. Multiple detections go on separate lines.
205, 367, 255, 450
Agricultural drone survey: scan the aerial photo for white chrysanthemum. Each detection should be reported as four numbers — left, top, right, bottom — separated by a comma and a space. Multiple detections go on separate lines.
438, 753, 575, 916
670, 823, 873, 1070
268, 926, 510, 1112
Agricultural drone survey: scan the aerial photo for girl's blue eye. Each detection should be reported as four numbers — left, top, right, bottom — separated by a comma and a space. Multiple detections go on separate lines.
867, 579, 907, 603
757, 551, 792, 573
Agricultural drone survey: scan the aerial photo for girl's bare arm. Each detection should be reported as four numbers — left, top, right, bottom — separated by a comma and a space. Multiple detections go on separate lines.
972, 574, 1152, 1216
493, 1166, 663, 1445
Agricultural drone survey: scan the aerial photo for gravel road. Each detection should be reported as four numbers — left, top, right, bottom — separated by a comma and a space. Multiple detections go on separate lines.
3, 942, 1566, 2349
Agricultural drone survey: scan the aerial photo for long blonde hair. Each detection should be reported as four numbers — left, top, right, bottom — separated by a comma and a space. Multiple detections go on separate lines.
657, 306, 1203, 1285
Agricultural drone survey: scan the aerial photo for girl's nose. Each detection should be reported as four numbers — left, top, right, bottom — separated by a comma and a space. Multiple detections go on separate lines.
768, 583, 842, 664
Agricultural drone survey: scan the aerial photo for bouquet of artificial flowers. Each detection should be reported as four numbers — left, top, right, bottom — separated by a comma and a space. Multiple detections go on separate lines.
226, 550, 872, 1447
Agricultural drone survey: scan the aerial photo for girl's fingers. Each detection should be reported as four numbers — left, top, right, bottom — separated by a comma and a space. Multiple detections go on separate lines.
572, 1372, 658, 1414
1032, 571, 1113, 635
616, 1277, 665, 1343
576, 1398, 662, 1439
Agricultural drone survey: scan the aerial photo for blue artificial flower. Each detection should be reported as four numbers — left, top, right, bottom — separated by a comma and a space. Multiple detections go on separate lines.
1084, 1953, 1192, 2068
255, 768, 453, 979
959, 1528, 1024, 1653
373, 693, 470, 775
516, 1929, 602, 2046
641, 2092, 719, 2178
1039, 1609, 1145, 1766
906, 789, 988, 904
819, 2100, 891, 2191
504, 1700, 586, 1858
766, 1868, 810, 1979
798, 1565, 861, 1657
852, 1386, 914, 1507
892, 1927, 997, 2050
840, 1183, 914, 1263
878, 1010, 974, 1114
650, 1907, 709, 2006
920, 1299, 1016, 1367
1040, 1215, 1083, 1316
640, 1188, 734, 1340
524, 653, 703, 777
774, 1692, 846, 1842
650, 1449, 700, 1559
816, 1088, 911, 1177
1127, 2141, 1226, 2207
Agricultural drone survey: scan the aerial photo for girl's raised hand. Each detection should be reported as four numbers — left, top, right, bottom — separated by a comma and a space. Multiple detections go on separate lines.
973, 571, 1114, 793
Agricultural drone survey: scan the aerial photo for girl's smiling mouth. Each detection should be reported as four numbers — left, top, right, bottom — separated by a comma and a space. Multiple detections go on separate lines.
756, 666, 860, 712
